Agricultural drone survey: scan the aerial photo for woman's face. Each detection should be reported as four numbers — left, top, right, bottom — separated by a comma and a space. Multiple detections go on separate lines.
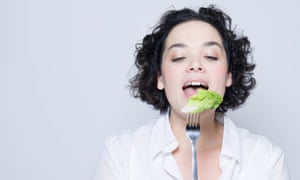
157, 20, 232, 119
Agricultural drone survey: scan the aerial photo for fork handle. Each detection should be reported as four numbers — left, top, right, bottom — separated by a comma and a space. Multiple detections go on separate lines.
191, 136, 198, 180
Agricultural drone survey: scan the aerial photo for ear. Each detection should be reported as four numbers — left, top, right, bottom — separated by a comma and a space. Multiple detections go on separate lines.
225, 72, 232, 87
157, 75, 165, 90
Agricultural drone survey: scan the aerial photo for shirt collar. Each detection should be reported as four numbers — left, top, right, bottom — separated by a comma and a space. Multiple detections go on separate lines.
220, 116, 243, 165
149, 112, 243, 165
149, 112, 178, 159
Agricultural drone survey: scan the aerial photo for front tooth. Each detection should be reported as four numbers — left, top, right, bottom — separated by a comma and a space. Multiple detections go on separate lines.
191, 82, 201, 86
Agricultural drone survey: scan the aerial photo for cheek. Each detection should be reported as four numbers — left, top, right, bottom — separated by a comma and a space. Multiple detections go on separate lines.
213, 67, 227, 79
160, 69, 182, 95
162, 65, 178, 80
210, 67, 231, 93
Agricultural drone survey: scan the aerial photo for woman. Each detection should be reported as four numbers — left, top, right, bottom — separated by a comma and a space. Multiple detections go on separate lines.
93, 5, 290, 180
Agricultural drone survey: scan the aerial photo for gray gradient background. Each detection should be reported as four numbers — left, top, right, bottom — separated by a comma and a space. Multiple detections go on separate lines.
0, 0, 299, 179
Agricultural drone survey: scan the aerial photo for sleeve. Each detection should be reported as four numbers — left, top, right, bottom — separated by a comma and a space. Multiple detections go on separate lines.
269, 146, 290, 180
92, 135, 131, 180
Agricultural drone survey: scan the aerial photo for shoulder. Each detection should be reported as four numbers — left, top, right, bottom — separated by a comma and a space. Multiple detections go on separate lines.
237, 127, 286, 162
223, 116, 285, 163
104, 117, 157, 155
239, 129, 289, 179
235, 123, 289, 177
238, 127, 274, 151
223, 116, 276, 152
240, 126, 285, 157
93, 118, 158, 179
223, 117, 289, 178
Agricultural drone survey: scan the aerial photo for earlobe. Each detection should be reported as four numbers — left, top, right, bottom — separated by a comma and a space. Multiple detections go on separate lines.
157, 75, 164, 90
226, 73, 233, 87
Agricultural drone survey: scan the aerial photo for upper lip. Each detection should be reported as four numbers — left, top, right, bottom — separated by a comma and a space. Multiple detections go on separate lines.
182, 79, 209, 90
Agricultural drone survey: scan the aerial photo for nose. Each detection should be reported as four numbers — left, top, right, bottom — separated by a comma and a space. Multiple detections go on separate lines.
187, 58, 205, 72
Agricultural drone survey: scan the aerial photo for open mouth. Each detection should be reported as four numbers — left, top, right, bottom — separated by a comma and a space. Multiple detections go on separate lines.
182, 82, 209, 90
182, 81, 208, 97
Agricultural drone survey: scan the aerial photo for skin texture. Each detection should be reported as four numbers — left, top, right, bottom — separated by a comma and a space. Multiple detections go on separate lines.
157, 20, 232, 180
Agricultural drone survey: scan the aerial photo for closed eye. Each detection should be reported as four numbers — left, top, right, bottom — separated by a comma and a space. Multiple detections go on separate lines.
172, 57, 186, 62
204, 56, 218, 60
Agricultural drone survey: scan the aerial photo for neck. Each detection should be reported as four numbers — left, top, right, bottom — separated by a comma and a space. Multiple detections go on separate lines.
169, 110, 224, 150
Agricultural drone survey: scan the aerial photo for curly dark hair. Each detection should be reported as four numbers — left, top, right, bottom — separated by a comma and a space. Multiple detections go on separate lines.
129, 5, 256, 113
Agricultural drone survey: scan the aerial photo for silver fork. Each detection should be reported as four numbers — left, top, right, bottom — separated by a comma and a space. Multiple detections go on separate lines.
186, 112, 200, 180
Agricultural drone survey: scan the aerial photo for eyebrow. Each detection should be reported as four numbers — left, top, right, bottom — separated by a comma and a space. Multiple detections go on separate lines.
166, 43, 187, 52
166, 41, 224, 52
203, 41, 224, 50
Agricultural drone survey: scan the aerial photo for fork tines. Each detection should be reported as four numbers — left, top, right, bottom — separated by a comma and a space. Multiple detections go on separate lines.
186, 113, 200, 128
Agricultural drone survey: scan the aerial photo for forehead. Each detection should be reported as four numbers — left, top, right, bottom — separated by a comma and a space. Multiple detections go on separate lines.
164, 20, 223, 48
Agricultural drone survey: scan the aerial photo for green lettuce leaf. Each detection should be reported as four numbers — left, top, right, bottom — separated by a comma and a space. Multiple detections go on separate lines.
182, 89, 223, 113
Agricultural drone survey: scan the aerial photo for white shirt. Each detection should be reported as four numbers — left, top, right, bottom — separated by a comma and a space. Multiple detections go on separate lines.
93, 113, 290, 180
